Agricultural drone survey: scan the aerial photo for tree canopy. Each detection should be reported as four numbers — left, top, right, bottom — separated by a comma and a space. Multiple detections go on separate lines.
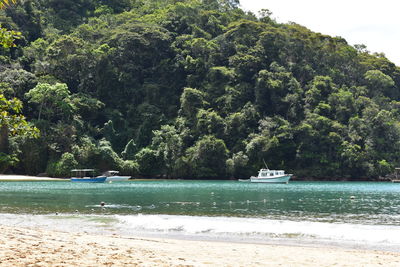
0, 0, 400, 179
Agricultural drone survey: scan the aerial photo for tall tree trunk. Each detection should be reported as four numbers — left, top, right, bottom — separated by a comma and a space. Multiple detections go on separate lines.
0, 125, 10, 173
0, 125, 9, 154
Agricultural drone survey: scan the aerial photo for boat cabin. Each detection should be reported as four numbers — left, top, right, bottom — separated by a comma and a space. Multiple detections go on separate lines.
71, 169, 96, 178
258, 169, 285, 178
392, 168, 400, 183
103, 170, 119, 177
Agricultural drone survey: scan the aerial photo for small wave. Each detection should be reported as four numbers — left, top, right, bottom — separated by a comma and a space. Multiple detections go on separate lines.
1, 213, 400, 251
114, 214, 400, 247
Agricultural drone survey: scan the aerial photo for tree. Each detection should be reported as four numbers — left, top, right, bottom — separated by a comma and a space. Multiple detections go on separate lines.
47, 152, 78, 177
121, 139, 137, 160
1, 0, 400, 180
0, 93, 39, 172
180, 87, 208, 118
294, 113, 344, 177
152, 125, 183, 177
226, 151, 251, 178
135, 147, 162, 176
0, 69, 37, 99
0, 0, 20, 48
25, 83, 74, 121
364, 70, 395, 98
0, 24, 20, 47
246, 134, 279, 169
195, 108, 224, 138
45, 35, 90, 91
186, 135, 229, 178
305, 76, 337, 111
255, 65, 302, 117
0, 0, 16, 9
0, 0, 41, 173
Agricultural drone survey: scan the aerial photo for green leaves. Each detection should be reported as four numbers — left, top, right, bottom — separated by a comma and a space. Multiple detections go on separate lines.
0, 94, 39, 138
152, 125, 183, 177
0, 25, 21, 48
180, 87, 208, 117
0, 0, 17, 9
0, 1, 20, 48
186, 135, 229, 178
1, 0, 400, 179
0, 93, 39, 173
25, 83, 74, 121
364, 70, 395, 97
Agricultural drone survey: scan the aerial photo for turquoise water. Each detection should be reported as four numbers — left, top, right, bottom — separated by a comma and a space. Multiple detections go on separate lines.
1, 180, 400, 250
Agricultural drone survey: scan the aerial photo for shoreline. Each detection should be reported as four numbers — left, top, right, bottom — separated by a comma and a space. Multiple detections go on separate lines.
0, 174, 67, 181
0, 225, 399, 266
2, 212, 400, 253
0, 174, 394, 182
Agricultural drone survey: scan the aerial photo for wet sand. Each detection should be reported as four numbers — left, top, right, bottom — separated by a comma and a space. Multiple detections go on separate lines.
0, 225, 399, 266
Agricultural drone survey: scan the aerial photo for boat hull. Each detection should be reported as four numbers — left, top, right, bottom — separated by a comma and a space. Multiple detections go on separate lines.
250, 175, 292, 184
70, 177, 107, 183
105, 176, 130, 182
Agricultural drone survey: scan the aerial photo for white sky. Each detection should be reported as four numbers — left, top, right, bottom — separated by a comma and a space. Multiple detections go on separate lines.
240, 0, 400, 66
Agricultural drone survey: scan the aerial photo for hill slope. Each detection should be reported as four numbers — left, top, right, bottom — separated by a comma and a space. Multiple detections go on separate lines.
1, 0, 400, 179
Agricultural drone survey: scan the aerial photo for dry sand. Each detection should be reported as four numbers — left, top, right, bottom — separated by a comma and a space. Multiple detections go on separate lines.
0, 225, 399, 267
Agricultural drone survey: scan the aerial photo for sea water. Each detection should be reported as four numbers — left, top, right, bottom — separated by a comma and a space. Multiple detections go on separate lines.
0, 180, 399, 251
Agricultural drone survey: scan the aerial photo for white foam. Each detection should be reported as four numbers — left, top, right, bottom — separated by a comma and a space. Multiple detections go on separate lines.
115, 214, 400, 247
1, 213, 399, 251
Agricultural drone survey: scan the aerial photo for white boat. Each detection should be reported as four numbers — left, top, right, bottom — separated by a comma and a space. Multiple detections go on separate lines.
243, 168, 292, 184
104, 170, 130, 182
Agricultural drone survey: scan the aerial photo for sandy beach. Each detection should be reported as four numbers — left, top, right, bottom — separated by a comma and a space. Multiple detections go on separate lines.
0, 175, 65, 181
0, 225, 399, 267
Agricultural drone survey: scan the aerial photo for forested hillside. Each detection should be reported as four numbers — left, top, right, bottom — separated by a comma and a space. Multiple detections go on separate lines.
1, 0, 400, 179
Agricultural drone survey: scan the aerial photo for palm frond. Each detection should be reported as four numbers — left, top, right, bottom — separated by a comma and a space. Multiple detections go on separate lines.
0, 0, 17, 9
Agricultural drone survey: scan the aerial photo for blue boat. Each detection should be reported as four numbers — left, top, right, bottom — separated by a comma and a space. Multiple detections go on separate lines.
70, 169, 107, 183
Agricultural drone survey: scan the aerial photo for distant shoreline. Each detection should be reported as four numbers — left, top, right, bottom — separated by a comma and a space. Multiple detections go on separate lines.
0, 175, 67, 181
0, 174, 393, 182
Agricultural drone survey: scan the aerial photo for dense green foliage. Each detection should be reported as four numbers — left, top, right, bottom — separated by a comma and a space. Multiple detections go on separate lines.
1, 0, 400, 179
